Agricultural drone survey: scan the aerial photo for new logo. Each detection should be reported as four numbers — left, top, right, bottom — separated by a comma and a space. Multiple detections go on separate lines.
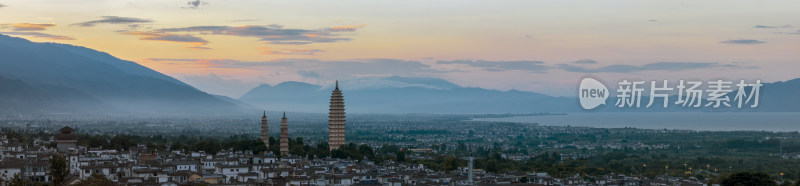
579, 77, 609, 109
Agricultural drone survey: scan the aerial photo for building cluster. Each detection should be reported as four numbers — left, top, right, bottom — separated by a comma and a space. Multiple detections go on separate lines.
0, 82, 711, 185
1, 130, 440, 185
0, 132, 707, 186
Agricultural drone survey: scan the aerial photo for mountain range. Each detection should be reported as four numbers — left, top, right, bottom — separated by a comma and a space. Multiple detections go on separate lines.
240, 77, 581, 113
0, 34, 250, 115
239, 77, 800, 114
1, 34, 798, 115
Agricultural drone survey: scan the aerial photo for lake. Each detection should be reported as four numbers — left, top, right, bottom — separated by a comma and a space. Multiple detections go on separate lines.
472, 112, 800, 131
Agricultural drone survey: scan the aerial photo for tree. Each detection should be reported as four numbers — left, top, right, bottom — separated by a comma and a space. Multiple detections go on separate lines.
485, 159, 498, 173
520, 176, 529, 183
170, 141, 186, 151
721, 172, 776, 186
75, 174, 114, 186
268, 136, 280, 155
50, 154, 68, 186
7, 173, 26, 186
396, 150, 406, 162
379, 144, 400, 154
315, 142, 330, 158
457, 142, 467, 152
290, 145, 305, 156
331, 149, 347, 159
358, 144, 374, 158
109, 135, 135, 150
444, 155, 459, 173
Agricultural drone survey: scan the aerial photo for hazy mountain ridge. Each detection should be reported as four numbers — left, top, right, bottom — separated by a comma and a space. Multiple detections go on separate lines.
239, 76, 575, 113
51, 43, 191, 88
0, 34, 248, 115
240, 76, 800, 114
1, 34, 797, 115
751, 78, 800, 112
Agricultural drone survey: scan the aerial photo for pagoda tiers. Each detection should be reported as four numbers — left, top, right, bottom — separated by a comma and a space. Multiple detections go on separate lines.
328, 81, 346, 150
280, 112, 289, 156
261, 111, 269, 150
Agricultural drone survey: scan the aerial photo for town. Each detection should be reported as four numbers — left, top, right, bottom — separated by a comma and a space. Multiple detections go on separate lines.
0, 83, 796, 185
0, 122, 704, 186
4, 112, 799, 185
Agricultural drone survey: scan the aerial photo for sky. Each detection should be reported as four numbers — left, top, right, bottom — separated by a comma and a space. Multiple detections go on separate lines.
1, 0, 799, 98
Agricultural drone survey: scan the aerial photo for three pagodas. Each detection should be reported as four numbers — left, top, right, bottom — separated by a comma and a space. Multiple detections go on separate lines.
260, 81, 346, 156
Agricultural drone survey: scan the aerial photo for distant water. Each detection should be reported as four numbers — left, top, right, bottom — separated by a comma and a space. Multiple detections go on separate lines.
473, 112, 800, 131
